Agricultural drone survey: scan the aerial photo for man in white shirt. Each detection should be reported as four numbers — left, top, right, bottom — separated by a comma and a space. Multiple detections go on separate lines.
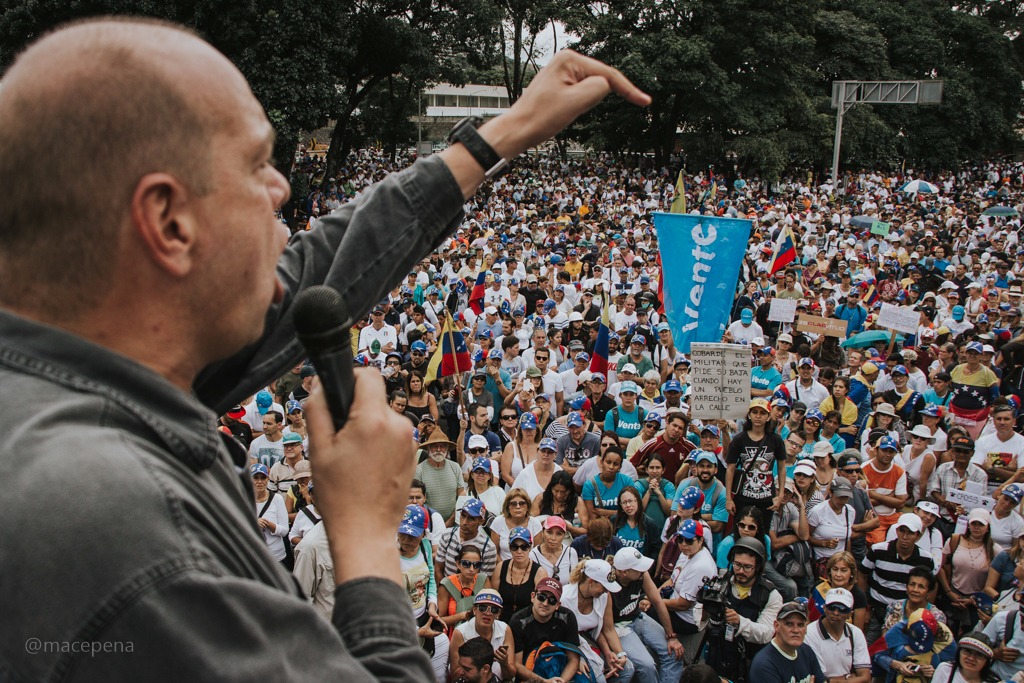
972, 404, 1024, 485
357, 304, 398, 354
804, 588, 870, 683
784, 358, 830, 412
725, 308, 764, 346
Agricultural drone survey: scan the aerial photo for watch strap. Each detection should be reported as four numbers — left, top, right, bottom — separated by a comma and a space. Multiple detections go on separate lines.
448, 116, 508, 179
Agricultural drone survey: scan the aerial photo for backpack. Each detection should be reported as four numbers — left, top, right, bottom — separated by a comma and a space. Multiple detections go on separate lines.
773, 529, 812, 578
611, 405, 645, 430
525, 641, 597, 683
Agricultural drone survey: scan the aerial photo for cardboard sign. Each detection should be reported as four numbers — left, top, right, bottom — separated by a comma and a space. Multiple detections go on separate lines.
768, 298, 797, 323
795, 314, 848, 338
870, 221, 891, 236
877, 303, 920, 335
688, 343, 751, 420
949, 488, 996, 536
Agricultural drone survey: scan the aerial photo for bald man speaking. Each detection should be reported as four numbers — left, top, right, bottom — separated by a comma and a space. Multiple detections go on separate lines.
0, 17, 648, 682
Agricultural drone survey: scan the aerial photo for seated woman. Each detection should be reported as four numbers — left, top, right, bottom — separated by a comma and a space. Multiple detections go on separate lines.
437, 545, 488, 629
612, 486, 662, 560
571, 517, 624, 562
447, 589, 515, 682
872, 608, 956, 683
716, 506, 772, 570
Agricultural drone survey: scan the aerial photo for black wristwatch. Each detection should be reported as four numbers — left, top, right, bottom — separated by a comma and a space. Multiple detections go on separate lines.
447, 116, 509, 179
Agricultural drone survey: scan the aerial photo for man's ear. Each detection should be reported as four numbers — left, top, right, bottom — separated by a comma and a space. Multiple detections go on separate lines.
130, 172, 198, 277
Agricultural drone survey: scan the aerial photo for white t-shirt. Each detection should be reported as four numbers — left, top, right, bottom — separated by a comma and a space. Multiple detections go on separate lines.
804, 619, 870, 678
726, 320, 764, 345
971, 431, 1024, 471
807, 500, 855, 559
784, 379, 830, 413
254, 493, 289, 562
670, 547, 718, 624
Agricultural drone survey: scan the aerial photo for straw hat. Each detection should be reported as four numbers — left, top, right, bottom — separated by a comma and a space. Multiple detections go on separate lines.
421, 428, 455, 449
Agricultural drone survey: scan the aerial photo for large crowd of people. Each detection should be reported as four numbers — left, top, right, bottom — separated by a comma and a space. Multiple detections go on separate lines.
224, 149, 1024, 683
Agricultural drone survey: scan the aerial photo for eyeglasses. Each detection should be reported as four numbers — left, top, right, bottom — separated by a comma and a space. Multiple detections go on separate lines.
678, 536, 699, 545
510, 542, 530, 552
826, 603, 852, 614
476, 604, 501, 615
468, 448, 488, 454
732, 561, 756, 572
509, 500, 529, 507
536, 593, 558, 605
961, 650, 985, 661
843, 468, 862, 474
460, 559, 483, 570
737, 522, 757, 531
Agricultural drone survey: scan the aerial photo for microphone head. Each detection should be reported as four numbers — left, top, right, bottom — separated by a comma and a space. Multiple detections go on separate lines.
292, 285, 350, 341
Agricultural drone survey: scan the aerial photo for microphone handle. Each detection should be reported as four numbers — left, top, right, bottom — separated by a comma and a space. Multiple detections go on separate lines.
301, 326, 356, 431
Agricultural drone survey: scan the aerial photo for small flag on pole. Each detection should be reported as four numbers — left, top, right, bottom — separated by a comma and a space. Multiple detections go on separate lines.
425, 312, 471, 383
768, 226, 797, 275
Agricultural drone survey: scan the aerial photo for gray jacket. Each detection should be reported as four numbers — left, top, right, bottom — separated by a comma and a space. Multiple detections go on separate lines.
0, 156, 463, 681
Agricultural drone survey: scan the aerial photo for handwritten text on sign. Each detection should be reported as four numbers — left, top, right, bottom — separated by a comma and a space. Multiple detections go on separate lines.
877, 303, 920, 336
689, 343, 751, 420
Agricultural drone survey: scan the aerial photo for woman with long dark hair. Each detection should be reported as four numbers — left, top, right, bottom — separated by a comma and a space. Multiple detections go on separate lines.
715, 505, 771, 569
500, 412, 540, 489
406, 370, 438, 423
725, 398, 787, 524
929, 632, 995, 683
533, 470, 585, 537
613, 486, 662, 560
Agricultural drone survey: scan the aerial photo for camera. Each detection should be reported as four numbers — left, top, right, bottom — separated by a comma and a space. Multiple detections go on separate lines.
697, 574, 730, 637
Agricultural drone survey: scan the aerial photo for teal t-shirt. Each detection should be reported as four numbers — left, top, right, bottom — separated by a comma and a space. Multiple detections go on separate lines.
604, 405, 645, 440
582, 472, 636, 511
633, 478, 676, 531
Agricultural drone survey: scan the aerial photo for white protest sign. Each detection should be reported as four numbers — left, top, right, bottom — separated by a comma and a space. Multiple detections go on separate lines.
768, 298, 797, 323
948, 488, 996, 535
877, 303, 920, 335
689, 343, 751, 420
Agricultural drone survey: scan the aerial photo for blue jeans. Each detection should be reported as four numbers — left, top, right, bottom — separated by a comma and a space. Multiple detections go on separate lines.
619, 612, 684, 683
590, 651, 636, 683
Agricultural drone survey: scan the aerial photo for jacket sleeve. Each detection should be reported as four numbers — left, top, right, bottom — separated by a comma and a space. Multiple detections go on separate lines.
736, 588, 782, 645
195, 156, 466, 414
68, 573, 432, 683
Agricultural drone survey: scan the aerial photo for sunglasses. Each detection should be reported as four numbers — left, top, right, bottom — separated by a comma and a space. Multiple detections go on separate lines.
476, 604, 501, 615
510, 542, 530, 552
460, 559, 483, 570
826, 603, 852, 615
536, 593, 558, 605
501, 415, 518, 420
843, 468, 862, 474
737, 522, 757, 531
468, 448, 488, 454
678, 536, 699, 545
509, 500, 529, 507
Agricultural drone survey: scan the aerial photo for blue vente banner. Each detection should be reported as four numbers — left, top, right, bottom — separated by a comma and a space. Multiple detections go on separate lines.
653, 212, 752, 354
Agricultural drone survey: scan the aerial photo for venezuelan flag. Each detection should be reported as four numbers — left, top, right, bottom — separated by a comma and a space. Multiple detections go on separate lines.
769, 226, 797, 275
425, 313, 471, 383
468, 271, 487, 315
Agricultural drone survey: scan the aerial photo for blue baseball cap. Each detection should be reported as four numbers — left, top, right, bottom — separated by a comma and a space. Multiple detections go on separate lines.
575, 351, 590, 363
488, 348, 503, 360
256, 390, 273, 414
805, 409, 824, 422
677, 486, 706, 511
656, 322, 671, 333
250, 463, 269, 478
286, 400, 302, 414
890, 364, 908, 376
692, 450, 718, 466
644, 413, 663, 426
462, 498, 485, 518
509, 526, 532, 545
539, 437, 558, 451
965, 341, 985, 354
921, 404, 942, 417
1003, 484, 1024, 504
676, 519, 703, 539
471, 457, 492, 473
282, 432, 303, 446
566, 411, 585, 428
619, 381, 639, 395
589, 372, 607, 384
878, 435, 899, 451
544, 299, 557, 311
977, 314, 990, 324
664, 380, 682, 393
631, 335, 647, 346
740, 308, 754, 322
399, 504, 427, 537
411, 340, 428, 352
519, 412, 538, 430
700, 424, 721, 438
952, 305, 966, 320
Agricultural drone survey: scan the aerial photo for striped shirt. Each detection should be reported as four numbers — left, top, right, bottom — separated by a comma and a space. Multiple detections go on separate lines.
437, 526, 498, 578
861, 540, 935, 607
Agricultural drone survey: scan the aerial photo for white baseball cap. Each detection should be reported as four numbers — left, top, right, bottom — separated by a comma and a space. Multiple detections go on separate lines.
895, 512, 923, 533
613, 547, 654, 573
916, 500, 940, 517
825, 587, 854, 610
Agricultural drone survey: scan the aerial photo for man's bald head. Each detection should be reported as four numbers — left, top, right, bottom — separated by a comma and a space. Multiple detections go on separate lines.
0, 19, 237, 320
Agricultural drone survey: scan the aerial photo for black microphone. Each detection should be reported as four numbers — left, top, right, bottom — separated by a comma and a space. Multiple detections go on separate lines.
292, 285, 356, 431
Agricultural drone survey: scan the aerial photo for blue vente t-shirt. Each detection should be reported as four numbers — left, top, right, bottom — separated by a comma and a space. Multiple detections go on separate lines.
605, 405, 644, 440
582, 472, 636, 511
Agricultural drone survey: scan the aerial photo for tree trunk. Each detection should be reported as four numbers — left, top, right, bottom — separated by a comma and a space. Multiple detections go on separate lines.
325, 106, 356, 180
